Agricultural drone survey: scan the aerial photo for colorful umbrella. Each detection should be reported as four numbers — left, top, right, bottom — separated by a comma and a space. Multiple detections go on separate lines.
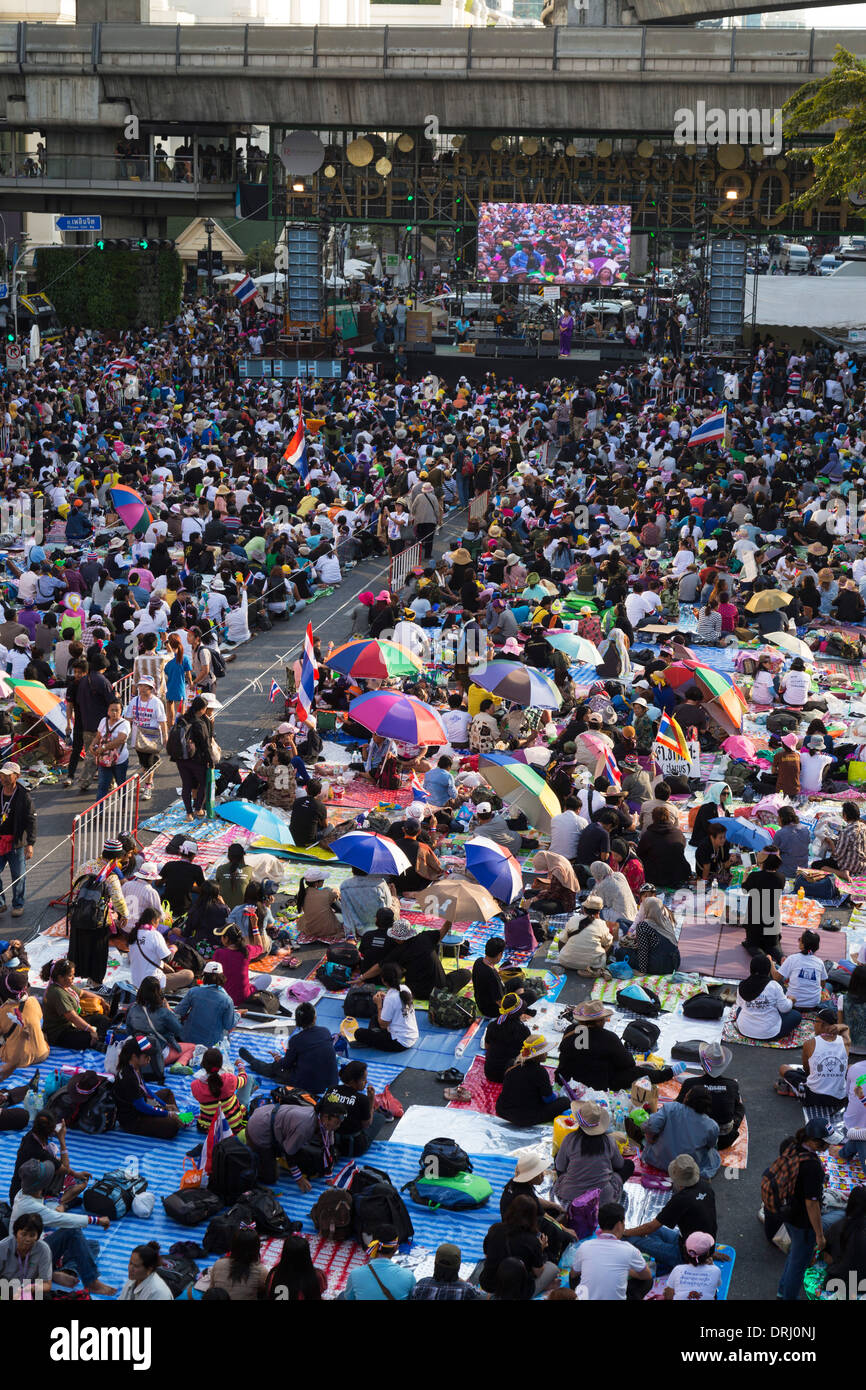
348, 691, 446, 745
709, 817, 773, 852
470, 661, 562, 710
465, 836, 524, 904
746, 590, 792, 613
324, 639, 424, 680
9, 678, 66, 736
544, 631, 603, 666
722, 735, 764, 763
663, 660, 747, 710
706, 687, 746, 736
216, 800, 294, 846
330, 831, 410, 876
766, 631, 815, 663
410, 875, 500, 924
479, 753, 561, 833
109, 484, 153, 536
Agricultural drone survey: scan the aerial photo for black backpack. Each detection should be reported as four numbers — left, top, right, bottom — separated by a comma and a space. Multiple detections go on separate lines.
67, 872, 110, 939
162, 1187, 224, 1227
83, 1168, 147, 1220
616, 987, 662, 1019
202, 1202, 257, 1255
682, 993, 725, 1020
247, 1086, 316, 1118
327, 942, 361, 970
166, 716, 192, 762
419, 1138, 472, 1179
208, 1137, 258, 1205
622, 1019, 661, 1054
156, 1251, 200, 1297
239, 1185, 296, 1235
353, 1181, 414, 1247
209, 645, 227, 680
343, 984, 378, 1019
77, 1082, 117, 1135
316, 962, 352, 990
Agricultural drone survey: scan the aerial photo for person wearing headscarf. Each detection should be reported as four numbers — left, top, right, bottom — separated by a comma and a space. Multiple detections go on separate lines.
616, 891, 681, 975
689, 782, 732, 848
525, 850, 579, 915
595, 627, 632, 684
590, 859, 638, 929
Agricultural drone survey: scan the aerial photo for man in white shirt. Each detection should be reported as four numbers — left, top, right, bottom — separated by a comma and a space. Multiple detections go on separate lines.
439, 696, 472, 750
549, 799, 588, 860
315, 549, 342, 586
571, 1202, 652, 1301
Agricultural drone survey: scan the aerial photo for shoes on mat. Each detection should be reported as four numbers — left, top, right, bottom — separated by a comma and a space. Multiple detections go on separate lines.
435, 1068, 464, 1085
444, 1085, 471, 1102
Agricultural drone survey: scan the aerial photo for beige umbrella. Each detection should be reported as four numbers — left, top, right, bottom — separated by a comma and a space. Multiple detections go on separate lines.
765, 631, 815, 663
410, 876, 500, 924
746, 590, 792, 613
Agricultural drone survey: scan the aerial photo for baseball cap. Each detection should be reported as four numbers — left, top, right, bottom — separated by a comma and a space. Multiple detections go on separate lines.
180, 840, 198, 856
684, 1231, 716, 1257
476, 801, 492, 815
433, 1243, 462, 1271
804, 1117, 840, 1143
203, 961, 222, 975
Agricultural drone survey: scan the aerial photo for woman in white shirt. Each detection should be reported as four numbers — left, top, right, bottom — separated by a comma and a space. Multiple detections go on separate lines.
93, 697, 131, 801
556, 894, 613, 976
663, 1232, 722, 1301
123, 677, 168, 803
777, 1007, 849, 1108
352, 963, 419, 1051
128, 907, 193, 995
776, 930, 828, 1009
118, 1243, 173, 1301
779, 660, 813, 708
734, 954, 802, 1041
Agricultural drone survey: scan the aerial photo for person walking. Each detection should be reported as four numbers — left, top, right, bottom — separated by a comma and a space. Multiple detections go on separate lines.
172, 694, 219, 820
123, 674, 168, 802
410, 482, 442, 561
0, 763, 36, 919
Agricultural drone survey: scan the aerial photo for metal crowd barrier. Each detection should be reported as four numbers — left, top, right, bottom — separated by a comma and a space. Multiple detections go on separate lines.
389, 541, 421, 594
469, 490, 490, 522
69, 772, 142, 897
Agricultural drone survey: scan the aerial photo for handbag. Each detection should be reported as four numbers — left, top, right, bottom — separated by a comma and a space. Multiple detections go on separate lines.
135, 728, 161, 755
0, 834, 14, 855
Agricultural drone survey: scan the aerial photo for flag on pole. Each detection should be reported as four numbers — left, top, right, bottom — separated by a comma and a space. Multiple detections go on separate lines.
295, 622, 318, 725
232, 274, 258, 305
282, 381, 308, 483
269, 680, 283, 704
600, 746, 622, 787
656, 711, 690, 760
686, 408, 727, 447
585, 479, 597, 502
201, 1107, 233, 1184
409, 771, 431, 802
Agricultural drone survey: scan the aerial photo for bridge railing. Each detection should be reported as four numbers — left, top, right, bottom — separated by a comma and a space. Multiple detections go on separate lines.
1, 21, 863, 77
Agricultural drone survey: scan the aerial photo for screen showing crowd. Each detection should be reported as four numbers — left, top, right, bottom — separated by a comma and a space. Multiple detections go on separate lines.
476, 202, 631, 286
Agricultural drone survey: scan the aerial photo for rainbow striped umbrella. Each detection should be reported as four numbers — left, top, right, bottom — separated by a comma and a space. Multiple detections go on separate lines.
109, 484, 153, 536
348, 691, 446, 745
324, 639, 423, 680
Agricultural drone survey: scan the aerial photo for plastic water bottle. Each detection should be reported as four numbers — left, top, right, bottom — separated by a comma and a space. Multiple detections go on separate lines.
547, 939, 560, 963
670, 1061, 693, 1077
22, 1089, 41, 1122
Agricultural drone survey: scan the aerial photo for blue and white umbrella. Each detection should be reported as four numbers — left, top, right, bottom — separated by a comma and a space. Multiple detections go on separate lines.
465, 836, 524, 905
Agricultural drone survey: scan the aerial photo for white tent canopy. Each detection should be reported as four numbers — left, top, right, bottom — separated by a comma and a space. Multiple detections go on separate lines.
749, 274, 866, 331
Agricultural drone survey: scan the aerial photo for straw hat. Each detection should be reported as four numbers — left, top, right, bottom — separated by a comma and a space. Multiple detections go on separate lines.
512, 1148, 548, 1183
573, 1000, 613, 1023
572, 1100, 612, 1136
519, 1034, 549, 1060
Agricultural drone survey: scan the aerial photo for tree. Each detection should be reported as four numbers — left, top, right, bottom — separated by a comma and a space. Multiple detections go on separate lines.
783, 46, 866, 212
244, 240, 275, 275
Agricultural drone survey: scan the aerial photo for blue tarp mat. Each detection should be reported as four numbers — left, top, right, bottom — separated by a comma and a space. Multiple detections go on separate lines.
310, 995, 485, 1074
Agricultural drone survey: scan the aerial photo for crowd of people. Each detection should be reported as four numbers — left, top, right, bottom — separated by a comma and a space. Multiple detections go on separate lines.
2, 294, 866, 1303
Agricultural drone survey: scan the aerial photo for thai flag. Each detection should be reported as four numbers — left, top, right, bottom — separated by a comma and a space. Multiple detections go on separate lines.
601, 746, 621, 787
283, 381, 308, 483
656, 711, 690, 759
586, 479, 597, 502
201, 1107, 233, 1184
102, 357, 136, 376
409, 770, 430, 802
269, 680, 283, 703
295, 621, 318, 726
686, 408, 727, 447
233, 274, 258, 305
328, 1159, 358, 1190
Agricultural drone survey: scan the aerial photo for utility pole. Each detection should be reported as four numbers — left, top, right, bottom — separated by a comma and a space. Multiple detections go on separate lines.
203, 217, 215, 299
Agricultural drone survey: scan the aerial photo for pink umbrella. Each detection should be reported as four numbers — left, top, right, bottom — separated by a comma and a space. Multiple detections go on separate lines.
722, 735, 759, 763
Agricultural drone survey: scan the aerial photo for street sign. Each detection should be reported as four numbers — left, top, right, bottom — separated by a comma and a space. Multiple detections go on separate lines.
5, 344, 22, 368
0, 284, 7, 301
55, 215, 103, 233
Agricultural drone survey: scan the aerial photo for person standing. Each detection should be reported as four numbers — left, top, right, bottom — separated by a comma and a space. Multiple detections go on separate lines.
91, 698, 131, 802
775, 1119, 836, 1301
410, 483, 442, 561
74, 655, 115, 794
0, 763, 36, 919
123, 675, 168, 803
173, 694, 219, 820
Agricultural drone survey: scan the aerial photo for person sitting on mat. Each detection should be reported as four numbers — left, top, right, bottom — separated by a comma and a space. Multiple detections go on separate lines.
239, 1002, 338, 1094
677, 1042, 745, 1152
640, 1086, 721, 1180
112, 1037, 184, 1141
495, 1034, 572, 1127
350, 964, 419, 1053
776, 1006, 850, 1110
775, 930, 828, 1011
484, 992, 534, 1084
733, 953, 802, 1042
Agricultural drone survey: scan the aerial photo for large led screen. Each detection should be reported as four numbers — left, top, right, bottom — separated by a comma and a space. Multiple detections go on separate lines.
477, 202, 631, 286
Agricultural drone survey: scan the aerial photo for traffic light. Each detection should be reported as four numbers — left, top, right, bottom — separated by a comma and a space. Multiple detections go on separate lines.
5, 331, 14, 343
138, 238, 149, 250
407, 193, 414, 203
95, 239, 106, 251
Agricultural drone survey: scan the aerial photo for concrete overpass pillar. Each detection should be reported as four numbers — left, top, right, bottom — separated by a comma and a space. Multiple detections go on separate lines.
76, 0, 148, 18
542, 0, 637, 24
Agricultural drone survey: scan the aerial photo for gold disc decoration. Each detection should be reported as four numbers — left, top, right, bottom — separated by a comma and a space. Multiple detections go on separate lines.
775, 156, 787, 170
396, 133, 415, 153
636, 140, 654, 158
565, 142, 578, 157
522, 137, 539, 156
347, 137, 374, 167
375, 156, 392, 176
748, 145, 765, 162
596, 139, 613, 158
323, 164, 336, 179
491, 136, 504, 151
717, 144, 744, 170
451, 135, 464, 150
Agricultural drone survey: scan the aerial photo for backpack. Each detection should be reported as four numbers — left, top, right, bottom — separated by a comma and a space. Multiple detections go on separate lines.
310, 1188, 355, 1241
428, 989, 478, 1031
209, 645, 227, 680
201, 1202, 257, 1255
419, 1137, 472, 1179
761, 1141, 805, 1221
353, 1181, 414, 1247
565, 1187, 601, 1239
616, 986, 661, 1019
622, 1019, 661, 1053
208, 1138, 259, 1205
248, 1086, 316, 1118
403, 1172, 492, 1211
682, 993, 725, 1020
166, 716, 192, 762
327, 942, 361, 970
67, 872, 110, 938
156, 1251, 200, 1297
83, 1169, 147, 1221
343, 984, 378, 1020
240, 1185, 295, 1235
316, 962, 352, 990
162, 1187, 224, 1227
76, 1082, 117, 1135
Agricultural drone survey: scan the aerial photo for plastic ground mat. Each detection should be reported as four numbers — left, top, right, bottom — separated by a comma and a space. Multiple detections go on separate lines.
309, 994, 486, 1073
591, 973, 706, 1014
822, 1151, 866, 1195
722, 1014, 815, 1049
446, 1054, 500, 1115
259, 1232, 367, 1297
338, 781, 413, 811
677, 919, 847, 980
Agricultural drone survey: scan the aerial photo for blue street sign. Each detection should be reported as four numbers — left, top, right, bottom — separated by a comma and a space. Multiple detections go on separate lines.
0, 284, 7, 300
55, 215, 102, 233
